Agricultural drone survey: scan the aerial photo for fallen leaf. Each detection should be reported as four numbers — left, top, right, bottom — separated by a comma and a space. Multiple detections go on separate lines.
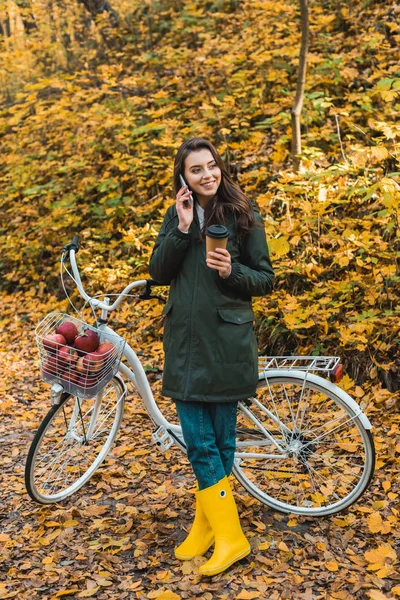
257, 541, 270, 551
367, 512, 383, 533
278, 541, 290, 552
149, 592, 181, 600
237, 591, 261, 599
367, 590, 390, 600
77, 589, 100, 598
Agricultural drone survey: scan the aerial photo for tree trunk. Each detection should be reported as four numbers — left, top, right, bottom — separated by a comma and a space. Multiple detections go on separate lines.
291, 0, 309, 172
14, 0, 38, 34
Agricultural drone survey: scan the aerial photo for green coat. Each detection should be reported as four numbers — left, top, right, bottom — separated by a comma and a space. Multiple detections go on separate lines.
149, 201, 274, 402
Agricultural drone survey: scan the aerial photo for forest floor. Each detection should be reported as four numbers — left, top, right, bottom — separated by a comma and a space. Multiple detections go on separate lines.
0, 297, 399, 600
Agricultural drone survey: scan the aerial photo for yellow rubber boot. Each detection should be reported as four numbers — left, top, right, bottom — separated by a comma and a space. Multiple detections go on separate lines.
197, 477, 250, 576
174, 489, 214, 560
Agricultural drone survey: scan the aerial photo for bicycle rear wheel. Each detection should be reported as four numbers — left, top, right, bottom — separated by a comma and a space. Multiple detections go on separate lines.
25, 377, 126, 504
233, 373, 375, 516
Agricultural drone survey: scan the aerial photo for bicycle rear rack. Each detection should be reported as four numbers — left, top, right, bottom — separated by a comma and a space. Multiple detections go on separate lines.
258, 356, 340, 374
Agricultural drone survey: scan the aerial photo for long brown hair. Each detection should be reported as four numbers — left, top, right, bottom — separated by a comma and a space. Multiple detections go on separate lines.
173, 138, 261, 239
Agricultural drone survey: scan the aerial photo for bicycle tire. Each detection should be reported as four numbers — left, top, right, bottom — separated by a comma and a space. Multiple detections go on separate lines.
25, 376, 126, 504
233, 373, 375, 516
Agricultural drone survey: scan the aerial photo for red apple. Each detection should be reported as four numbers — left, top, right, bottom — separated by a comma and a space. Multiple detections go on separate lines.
77, 374, 98, 389
56, 321, 79, 344
43, 333, 66, 353
76, 356, 89, 374
74, 329, 100, 353
42, 354, 63, 377
96, 342, 115, 358
58, 345, 79, 368
82, 352, 103, 374
61, 370, 82, 386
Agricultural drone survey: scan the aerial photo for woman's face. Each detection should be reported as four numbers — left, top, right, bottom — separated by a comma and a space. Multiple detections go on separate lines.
183, 148, 222, 205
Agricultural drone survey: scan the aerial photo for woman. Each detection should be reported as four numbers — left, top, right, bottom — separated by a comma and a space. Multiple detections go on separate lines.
149, 137, 274, 576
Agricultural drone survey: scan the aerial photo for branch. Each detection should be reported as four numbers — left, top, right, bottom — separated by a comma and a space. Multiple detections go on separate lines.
291, 0, 310, 172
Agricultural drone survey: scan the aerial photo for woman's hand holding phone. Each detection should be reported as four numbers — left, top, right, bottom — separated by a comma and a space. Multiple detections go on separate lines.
176, 175, 193, 233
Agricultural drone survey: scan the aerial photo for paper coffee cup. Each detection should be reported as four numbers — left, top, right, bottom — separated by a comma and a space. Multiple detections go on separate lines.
206, 224, 229, 255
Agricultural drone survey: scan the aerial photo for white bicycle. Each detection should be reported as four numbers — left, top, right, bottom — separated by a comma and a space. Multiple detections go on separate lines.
25, 236, 375, 515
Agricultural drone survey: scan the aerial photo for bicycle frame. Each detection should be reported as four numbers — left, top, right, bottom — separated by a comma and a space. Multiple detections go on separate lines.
63, 247, 372, 462
98, 322, 291, 459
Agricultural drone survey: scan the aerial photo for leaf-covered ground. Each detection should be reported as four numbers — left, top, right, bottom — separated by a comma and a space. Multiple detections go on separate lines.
1, 0, 399, 597
0, 295, 399, 600
1, 0, 399, 384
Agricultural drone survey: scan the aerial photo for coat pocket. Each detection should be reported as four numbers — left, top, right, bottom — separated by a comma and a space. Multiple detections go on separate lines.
216, 307, 256, 364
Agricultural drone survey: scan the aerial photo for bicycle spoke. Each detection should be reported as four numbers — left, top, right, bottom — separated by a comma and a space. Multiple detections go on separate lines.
233, 375, 374, 515
305, 451, 362, 488
28, 378, 125, 501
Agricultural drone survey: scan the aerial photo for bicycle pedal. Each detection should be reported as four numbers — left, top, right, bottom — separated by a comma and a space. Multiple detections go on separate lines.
152, 426, 174, 452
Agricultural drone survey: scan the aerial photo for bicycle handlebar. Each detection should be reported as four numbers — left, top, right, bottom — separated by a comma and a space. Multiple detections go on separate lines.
63, 235, 80, 256
62, 237, 154, 312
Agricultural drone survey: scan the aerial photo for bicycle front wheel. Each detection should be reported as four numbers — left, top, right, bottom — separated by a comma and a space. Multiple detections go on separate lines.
25, 377, 126, 504
233, 373, 375, 516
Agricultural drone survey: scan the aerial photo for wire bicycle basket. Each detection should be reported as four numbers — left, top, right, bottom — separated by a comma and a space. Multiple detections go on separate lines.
36, 312, 126, 399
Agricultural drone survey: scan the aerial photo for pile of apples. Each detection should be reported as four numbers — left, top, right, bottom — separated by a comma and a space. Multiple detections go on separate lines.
42, 320, 116, 389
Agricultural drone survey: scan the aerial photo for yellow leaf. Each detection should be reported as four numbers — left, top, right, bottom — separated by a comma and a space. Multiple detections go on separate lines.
77, 590, 100, 598
269, 236, 290, 258
211, 96, 222, 106
237, 592, 261, 600
42, 556, 53, 564
181, 561, 196, 575
372, 501, 385, 510
376, 564, 393, 578
63, 520, 79, 528
367, 512, 383, 533
368, 591, 390, 600
151, 592, 181, 600
382, 481, 391, 492
364, 545, 397, 565
251, 520, 266, 531
156, 571, 171, 581
325, 561, 339, 572
38, 537, 51, 546
272, 146, 288, 163
54, 591, 79, 598
257, 541, 270, 550
287, 519, 298, 527
96, 579, 113, 587
392, 586, 400, 596
316, 542, 326, 551
0, 534, 10, 542
278, 541, 290, 552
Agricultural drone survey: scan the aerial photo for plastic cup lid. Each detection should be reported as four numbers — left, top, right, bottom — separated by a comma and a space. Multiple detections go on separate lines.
206, 224, 228, 239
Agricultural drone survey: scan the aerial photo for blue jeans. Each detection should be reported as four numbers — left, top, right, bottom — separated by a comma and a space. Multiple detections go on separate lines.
175, 400, 238, 491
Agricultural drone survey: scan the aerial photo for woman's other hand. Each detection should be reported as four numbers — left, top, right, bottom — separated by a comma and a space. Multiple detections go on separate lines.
206, 248, 232, 279
176, 186, 193, 233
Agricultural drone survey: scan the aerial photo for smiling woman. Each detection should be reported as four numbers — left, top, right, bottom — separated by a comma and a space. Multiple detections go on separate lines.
149, 137, 274, 576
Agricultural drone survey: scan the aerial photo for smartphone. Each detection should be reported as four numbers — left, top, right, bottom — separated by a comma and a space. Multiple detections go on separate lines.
179, 174, 193, 208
